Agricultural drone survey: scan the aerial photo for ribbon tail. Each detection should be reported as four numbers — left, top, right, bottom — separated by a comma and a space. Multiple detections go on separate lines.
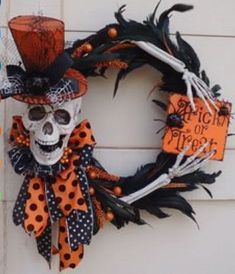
75, 167, 94, 243
36, 224, 52, 266
67, 209, 93, 249
60, 166, 94, 255
58, 217, 84, 271
44, 178, 63, 223
13, 176, 30, 226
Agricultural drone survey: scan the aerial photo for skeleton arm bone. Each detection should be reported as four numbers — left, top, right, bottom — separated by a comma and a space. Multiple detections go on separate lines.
120, 173, 171, 205
133, 41, 185, 72
131, 41, 218, 114
120, 144, 216, 204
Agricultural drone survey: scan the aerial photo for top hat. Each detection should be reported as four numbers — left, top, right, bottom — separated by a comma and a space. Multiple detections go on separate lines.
1, 15, 87, 104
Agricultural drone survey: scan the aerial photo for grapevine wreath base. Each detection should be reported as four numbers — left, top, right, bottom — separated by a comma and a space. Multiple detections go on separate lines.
0, 3, 232, 271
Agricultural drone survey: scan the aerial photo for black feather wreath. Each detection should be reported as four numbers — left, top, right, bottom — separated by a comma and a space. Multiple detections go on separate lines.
68, 2, 221, 97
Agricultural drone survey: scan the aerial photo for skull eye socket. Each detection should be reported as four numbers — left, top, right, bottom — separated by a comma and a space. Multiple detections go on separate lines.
54, 109, 71, 125
28, 106, 46, 121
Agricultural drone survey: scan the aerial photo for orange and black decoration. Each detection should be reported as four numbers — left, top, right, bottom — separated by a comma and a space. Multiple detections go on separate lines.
0, 3, 231, 272
1, 15, 88, 104
9, 115, 149, 270
11, 118, 97, 270
162, 94, 232, 161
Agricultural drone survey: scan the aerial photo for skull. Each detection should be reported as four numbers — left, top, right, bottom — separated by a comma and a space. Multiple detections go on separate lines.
22, 98, 82, 165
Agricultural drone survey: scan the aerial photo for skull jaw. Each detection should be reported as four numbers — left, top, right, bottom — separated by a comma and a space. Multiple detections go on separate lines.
30, 134, 69, 166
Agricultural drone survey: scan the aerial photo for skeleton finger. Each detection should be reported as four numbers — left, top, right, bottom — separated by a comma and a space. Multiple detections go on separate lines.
185, 78, 196, 112
197, 77, 215, 101
191, 79, 213, 114
192, 77, 218, 111
178, 142, 209, 172
196, 77, 213, 98
177, 149, 216, 177
194, 78, 216, 106
168, 144, 191, 179
175, 144, 191, 166
191, 78, 211, 111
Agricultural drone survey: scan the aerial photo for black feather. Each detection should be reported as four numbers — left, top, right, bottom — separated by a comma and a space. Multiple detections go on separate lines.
134, 192, 198, 225
114, 5, 128, 27
158, 4, 193, 30
146, 1, 162, 28
201, 70, 210, 86
176, 32, 200, 75
211, 84, 222, 97
146, 207, 170, 219
113, 61, 144, 97
200, 185, 213, 198
88, 153, 221, 227
92, 185, 146, 229
152, 99, 167, 111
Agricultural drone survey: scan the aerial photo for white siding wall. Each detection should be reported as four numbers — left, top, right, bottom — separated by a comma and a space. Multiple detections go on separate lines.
0, 1, 235, 274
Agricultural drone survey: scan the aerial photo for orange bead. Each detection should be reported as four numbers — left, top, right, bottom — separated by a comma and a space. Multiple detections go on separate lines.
89, 171, 97, 180
105, 211, 114, 222
89, 187, 95, 196
108, 28, 118, 38
113, 186, 122, 196
84, 43, 93, 53
51, 245, 59, 255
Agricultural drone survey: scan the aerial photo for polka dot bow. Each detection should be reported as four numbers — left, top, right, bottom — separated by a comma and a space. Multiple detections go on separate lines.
11, 117, 96, 270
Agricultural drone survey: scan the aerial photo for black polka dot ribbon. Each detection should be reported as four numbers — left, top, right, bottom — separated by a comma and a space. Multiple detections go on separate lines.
79, 145, 94, 168
36, 224, 52, 264
13, 176, 30, 226
66, 210, 81, 251
44, 179, 63, 223
68, 168, 94, 244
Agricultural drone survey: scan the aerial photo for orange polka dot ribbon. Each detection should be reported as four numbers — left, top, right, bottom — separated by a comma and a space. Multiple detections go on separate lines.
11, 117, 96, 270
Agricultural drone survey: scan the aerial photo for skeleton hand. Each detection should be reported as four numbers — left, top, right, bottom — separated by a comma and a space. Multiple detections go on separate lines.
168, 142, 216, 178
120, 143, 216, 204
182, 69, 218, 114
131, 41, 217, 114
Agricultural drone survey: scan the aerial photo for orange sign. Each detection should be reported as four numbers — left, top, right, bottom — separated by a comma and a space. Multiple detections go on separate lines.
162, 94, 232, 161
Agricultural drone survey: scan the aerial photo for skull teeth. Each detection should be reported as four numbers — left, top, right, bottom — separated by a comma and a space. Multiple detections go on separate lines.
35, 139, 58, 146
35, 135, 65, 153
36, 141, 61, 153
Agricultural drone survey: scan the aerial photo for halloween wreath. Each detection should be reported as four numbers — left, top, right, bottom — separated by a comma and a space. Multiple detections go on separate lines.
0, 3, 232, 271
